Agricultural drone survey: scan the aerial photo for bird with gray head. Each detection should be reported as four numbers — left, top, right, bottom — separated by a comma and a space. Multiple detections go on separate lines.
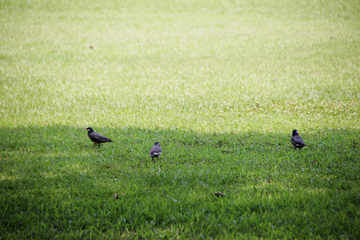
291, 129, 306, 150
150, 142, 162, 161
86, 127, 113, 147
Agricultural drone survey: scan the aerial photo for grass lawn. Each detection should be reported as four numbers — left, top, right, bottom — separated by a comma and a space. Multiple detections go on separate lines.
1, 0, 360, 238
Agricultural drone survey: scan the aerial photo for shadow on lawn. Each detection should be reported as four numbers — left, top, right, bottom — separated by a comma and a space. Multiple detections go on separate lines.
0, 125, 359, 238
1, 125, 359, 182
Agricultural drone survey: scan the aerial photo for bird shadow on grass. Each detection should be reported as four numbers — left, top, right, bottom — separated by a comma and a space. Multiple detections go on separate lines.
0, 125, 359, 238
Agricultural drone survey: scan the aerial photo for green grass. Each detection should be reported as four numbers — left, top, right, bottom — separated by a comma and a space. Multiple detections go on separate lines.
1, 0, 360, 238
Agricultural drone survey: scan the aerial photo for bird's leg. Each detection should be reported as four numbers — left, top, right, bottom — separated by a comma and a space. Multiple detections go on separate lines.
93, 142, 96, 147
152, 157, 154, 161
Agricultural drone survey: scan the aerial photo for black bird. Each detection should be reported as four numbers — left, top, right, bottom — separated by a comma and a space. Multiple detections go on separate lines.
150, 142, 162, 161
291, 129, 306, 150
86, 127, 113, 147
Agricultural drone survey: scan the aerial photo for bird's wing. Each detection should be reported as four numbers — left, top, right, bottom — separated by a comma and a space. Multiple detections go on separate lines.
150, 146, 162, 156
90, 132, 113, 142
99, 135, 113, 142
292, 136, 306, 146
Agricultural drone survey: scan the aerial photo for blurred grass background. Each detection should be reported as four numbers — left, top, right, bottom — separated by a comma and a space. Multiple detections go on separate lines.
1, 0, 359, 131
